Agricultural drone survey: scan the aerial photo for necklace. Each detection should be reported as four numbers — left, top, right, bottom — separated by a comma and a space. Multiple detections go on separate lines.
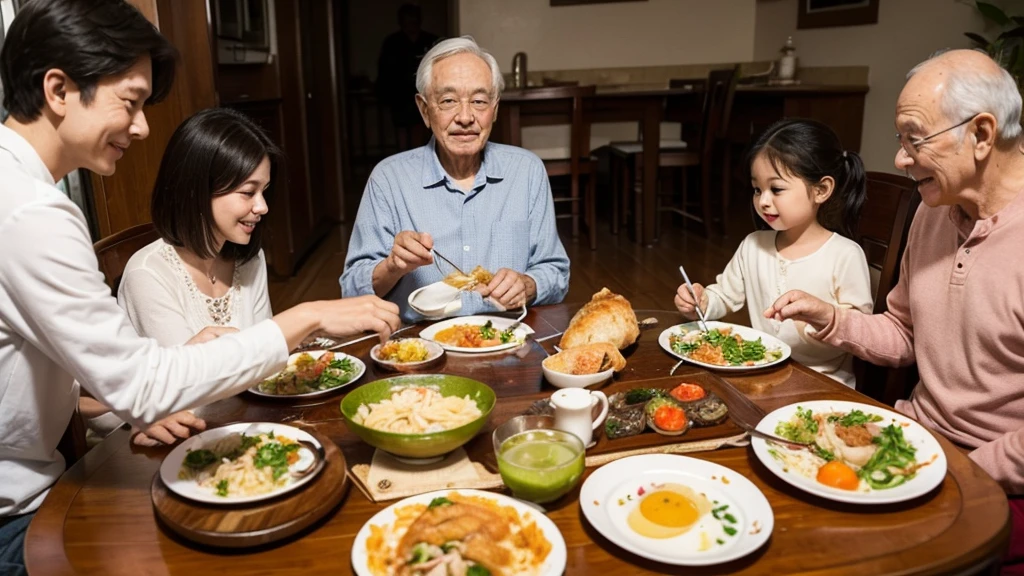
207, 269, 217, 285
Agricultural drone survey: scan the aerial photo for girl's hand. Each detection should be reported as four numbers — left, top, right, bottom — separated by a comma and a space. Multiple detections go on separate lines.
674, 283, 709, 320
131, 411, 206, 447
763, 290, 835, 330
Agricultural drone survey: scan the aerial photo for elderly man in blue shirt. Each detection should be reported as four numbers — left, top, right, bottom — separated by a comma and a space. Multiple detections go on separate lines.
341, 36, 570, 322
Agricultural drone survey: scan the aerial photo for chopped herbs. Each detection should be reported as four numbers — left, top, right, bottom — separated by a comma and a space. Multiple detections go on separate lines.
775, 406, 819, 444
428, 497, 454, 509
858, 423, 918, 489
253, 441, 300, 480
182, 449, 217, 470
828, 409, 884, 427
723, 525, 738, 536
215, 479, 229, 497
480, 321, 496, 340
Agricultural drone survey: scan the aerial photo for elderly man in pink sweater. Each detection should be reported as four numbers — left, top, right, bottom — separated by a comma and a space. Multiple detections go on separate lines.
766, 49, 1024, 570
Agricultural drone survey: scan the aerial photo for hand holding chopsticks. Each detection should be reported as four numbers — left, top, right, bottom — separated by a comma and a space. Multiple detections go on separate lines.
678, 265, 710, 333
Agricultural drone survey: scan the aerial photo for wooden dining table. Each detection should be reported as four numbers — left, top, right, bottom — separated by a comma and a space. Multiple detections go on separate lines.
25, 305, 1010, 575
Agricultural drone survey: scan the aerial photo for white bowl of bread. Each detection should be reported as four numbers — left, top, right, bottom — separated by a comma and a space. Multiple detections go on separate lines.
543, 288, 639, 388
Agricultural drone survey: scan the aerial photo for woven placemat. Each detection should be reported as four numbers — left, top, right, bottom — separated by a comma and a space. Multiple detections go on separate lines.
350, 448, 503, 502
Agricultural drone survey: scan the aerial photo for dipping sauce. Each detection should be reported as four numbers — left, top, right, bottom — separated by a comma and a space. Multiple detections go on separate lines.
497, 430, 585, 504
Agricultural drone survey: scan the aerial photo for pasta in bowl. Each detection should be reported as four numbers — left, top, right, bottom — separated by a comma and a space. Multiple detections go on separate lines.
341, 375, 496, 459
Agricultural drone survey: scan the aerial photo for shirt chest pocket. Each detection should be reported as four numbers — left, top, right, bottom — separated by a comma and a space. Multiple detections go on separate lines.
488, 220, 531, 269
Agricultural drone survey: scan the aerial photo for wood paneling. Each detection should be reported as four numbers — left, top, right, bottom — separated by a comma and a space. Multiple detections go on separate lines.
90, 0, 216, 239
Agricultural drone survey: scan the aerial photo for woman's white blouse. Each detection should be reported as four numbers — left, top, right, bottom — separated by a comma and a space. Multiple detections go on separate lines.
117, 240, 274, 346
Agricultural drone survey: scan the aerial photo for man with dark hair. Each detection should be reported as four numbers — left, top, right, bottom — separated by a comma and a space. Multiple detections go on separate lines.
0, 2, 399, 572
377, 3, 439, 150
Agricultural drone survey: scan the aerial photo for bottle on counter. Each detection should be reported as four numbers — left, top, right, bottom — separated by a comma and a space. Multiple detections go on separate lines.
513, 52, 528, 89
777, 36, 798, 82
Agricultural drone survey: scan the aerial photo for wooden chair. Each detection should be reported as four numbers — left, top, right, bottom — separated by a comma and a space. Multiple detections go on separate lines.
608, 66, 739, 239
498, 85, 600, 250
852, 172, 922, 406
57, 223, 160, 466
93, 222, 160, 294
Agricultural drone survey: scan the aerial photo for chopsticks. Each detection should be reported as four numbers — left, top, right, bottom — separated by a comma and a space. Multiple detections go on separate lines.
326, 325, 416, 351
431, 248, 467, 278
678, 265, 710, 333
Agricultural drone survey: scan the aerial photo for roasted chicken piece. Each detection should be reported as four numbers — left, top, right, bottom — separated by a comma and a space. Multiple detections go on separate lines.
543, 342, 626, 375
559, 288, 639, 350
398, 502, 512, 576
442, 265, 494, 290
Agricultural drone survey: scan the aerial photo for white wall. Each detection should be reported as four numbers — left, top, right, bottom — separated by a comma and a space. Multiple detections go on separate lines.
460, 0, 756, 150
459, 0, 756, 72
754, 0, 1003, 173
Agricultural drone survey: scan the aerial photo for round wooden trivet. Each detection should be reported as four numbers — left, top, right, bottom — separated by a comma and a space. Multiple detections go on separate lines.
151, 430, 348, 548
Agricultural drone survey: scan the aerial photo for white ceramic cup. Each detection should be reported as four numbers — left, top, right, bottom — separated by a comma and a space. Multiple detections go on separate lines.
550, 388, 609, 447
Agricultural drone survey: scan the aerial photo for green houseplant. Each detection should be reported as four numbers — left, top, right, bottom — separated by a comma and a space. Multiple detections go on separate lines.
964, 1, 1024, 85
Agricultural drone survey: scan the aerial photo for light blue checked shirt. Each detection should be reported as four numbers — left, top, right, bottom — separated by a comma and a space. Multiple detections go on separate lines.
341, 138, 570, 322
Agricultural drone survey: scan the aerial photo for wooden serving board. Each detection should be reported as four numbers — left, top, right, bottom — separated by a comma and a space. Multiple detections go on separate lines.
506, 372, 756, 467
588, 372, 748, 456
151, 430, 348, 548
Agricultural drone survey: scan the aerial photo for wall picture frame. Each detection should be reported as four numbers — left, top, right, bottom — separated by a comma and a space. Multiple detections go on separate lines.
797, 0, 879, 29
550, 0, 647, 6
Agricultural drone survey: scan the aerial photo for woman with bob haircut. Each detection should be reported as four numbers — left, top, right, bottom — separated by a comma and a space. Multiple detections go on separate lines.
0, 1, 399, 568
79, 107, 287, 446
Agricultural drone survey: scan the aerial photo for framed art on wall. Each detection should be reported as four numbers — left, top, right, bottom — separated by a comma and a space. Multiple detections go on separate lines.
797, 0, 879, 29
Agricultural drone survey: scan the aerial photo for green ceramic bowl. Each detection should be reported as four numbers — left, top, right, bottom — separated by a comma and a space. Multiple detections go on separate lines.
340, 374, 496, 459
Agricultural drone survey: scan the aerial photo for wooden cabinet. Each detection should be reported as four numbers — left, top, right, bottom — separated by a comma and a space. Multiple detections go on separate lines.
217, 0, 345, 277
90, 0, 216, 238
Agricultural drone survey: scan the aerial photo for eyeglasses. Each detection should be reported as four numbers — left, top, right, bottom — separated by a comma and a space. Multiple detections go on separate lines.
896, 114, 978, 154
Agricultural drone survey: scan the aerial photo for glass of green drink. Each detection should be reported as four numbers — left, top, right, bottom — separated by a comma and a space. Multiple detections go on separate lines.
493, 415, 585, 504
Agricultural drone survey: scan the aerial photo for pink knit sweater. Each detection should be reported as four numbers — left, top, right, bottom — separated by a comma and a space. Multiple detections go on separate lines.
817, 190, 1024, 494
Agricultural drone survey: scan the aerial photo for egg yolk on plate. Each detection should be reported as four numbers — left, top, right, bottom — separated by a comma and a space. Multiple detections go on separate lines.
816, 460, 860, 490
626, 483, 712, 539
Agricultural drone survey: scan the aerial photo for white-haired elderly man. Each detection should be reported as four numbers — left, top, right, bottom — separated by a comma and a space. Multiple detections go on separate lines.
765, 49, 1024, 568
341, 36, 570, 322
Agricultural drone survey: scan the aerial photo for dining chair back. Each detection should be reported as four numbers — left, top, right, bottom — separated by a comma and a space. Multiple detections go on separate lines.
852, 172, 922, 405
93, 222, 160, 294
498, 85, 600, 249
58, 223, 160, 466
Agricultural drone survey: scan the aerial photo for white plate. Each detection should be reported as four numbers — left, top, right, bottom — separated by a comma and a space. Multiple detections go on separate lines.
159, 422, 321, 505
248, 350, 366, 399
751, 400, 947, 504
658, 321, 791, 371
419, 315, 534, 353
580, 454, 773, 566
369, 338, 445, 370
351, 489, 567, 576
408, 281, 464, 318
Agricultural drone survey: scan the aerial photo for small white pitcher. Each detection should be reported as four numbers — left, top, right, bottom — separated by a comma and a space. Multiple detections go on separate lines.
550, 388, 609, 447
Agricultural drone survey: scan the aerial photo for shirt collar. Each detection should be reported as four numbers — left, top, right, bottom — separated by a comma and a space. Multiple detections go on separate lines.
420, 137, 505, 192
0, 124, 57, 186
947, 188, 1024, 240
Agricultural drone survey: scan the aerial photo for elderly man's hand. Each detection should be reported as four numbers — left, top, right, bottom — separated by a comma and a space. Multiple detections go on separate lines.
476, 268, 535, 309
763, 290, 835, 331
385, 231, 434, 276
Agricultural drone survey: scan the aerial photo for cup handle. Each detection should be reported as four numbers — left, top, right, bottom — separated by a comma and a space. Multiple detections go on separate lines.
590, 391, 609, 430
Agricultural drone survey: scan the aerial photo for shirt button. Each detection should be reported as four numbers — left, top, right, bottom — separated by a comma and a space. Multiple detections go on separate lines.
957, 263, 963, 268
463, 245, 470, 252
964, 248, 971, 254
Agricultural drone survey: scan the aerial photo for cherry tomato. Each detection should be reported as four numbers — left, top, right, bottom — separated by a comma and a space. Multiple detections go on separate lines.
670, 382, 707, 403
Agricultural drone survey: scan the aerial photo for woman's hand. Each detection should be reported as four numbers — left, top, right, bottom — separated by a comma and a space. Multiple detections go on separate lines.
314, 295, 402, 342
764, 290, 835, 331
674, 283, 708, 320
131, 411, 206, 447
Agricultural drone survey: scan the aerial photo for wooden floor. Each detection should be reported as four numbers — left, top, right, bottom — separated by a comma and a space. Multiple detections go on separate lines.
268, 206, 754, 324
